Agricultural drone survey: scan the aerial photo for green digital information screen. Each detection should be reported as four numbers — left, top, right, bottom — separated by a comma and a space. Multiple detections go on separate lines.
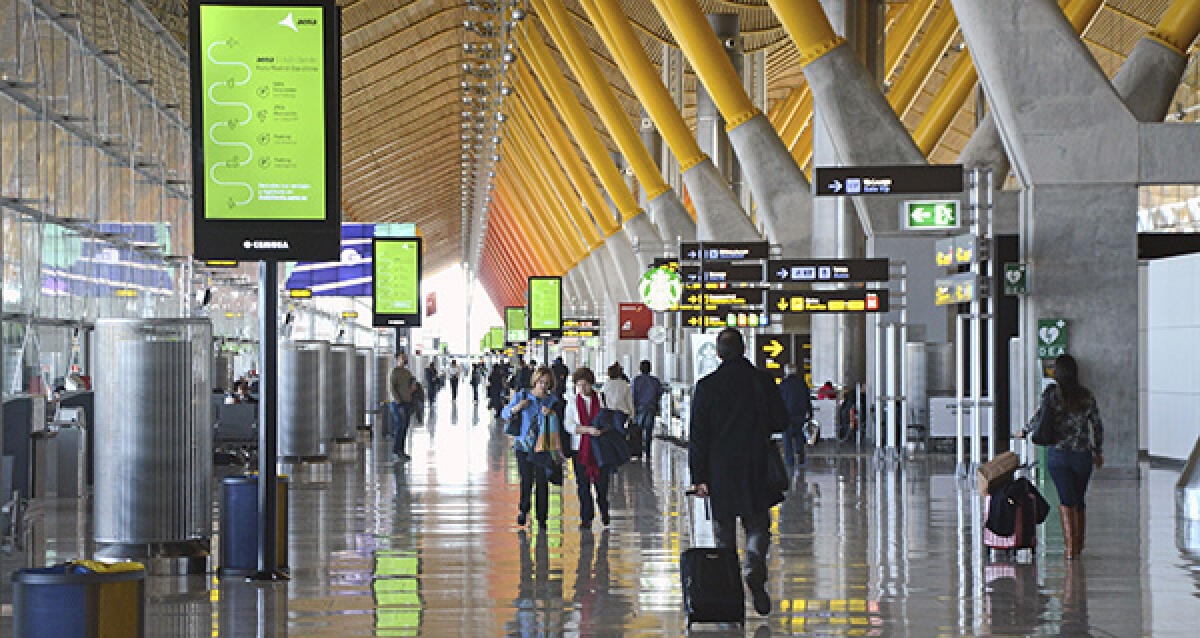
199, 5, 326, 220
372, 238, 422, 327
505, 307, 528, 344
489, 327, 504, 351
528, 277, 562, 336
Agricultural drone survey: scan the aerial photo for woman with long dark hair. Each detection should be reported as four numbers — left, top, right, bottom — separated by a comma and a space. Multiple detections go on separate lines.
1021, 354, 1104, 559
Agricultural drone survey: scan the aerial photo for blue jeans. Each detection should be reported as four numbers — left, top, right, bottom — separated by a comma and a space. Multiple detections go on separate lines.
1047, 447, 1094, 508
783, 422, 806, 465
390, 402, 410, 456
635, 407, 656, 452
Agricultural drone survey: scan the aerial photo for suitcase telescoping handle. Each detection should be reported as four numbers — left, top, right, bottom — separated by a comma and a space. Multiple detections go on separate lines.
684, 489, 718, 548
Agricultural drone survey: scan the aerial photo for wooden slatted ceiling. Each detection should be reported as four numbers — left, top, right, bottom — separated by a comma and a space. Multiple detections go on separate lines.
147, 1, 1192, 304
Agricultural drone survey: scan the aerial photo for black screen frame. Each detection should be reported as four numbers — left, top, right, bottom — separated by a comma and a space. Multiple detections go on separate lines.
526, 276, 563, 338
189, 0, 342, 261
371, 237, 423, 327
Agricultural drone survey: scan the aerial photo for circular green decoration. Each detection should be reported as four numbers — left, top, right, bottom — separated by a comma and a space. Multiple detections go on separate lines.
639, 266, 682, 312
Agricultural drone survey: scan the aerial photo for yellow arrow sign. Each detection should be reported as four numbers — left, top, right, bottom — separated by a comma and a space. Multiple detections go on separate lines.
687, 316, 700, 326
763, 339, 784, 358
776, 297, 789, 311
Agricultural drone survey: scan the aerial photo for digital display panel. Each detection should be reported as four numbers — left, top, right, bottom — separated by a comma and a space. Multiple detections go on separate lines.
527, 276, 562, 337
488, 327, 504, 351
505, 307, 528, 344
372, 238, 421, 327
190, 0, 341, 260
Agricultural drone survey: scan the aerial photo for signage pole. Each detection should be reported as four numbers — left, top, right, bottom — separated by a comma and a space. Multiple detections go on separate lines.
898, 262, 909, 458
955, 315, 965, 477
252, 260, 284, 581
873, 312, 883, 459
985, 169, 996, 460
969, 169, 983, 473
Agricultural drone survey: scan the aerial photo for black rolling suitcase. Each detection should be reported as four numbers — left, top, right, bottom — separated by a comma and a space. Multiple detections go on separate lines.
680, 493, 744, 629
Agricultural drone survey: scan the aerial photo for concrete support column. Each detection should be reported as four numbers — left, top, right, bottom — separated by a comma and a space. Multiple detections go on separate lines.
695, 14, 744, 205
952, 0, 1142, 484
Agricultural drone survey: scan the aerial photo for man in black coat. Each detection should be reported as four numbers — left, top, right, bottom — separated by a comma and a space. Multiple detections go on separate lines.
689, 328, 788, 617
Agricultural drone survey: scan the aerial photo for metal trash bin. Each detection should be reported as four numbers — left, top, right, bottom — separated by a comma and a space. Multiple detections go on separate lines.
92, 318, 213, 574
279, 340, 329, 461
353, 349, 369, 431
12, 561, 145, 637
218, 474, 289, 578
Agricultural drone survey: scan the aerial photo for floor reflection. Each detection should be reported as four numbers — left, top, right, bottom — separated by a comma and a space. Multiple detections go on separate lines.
1, 391, 1198, 635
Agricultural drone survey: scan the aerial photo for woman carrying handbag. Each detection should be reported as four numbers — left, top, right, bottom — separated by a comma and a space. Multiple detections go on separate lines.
502, 367, 561, 528
1017, 354, 1104, 559
565, 367, 615, 529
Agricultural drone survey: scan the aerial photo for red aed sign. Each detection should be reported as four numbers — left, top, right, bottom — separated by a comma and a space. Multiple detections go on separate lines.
619, 303, 653, 340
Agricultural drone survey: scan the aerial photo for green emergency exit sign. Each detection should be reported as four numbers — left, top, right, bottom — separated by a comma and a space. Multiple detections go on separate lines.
902, 200, 960, 230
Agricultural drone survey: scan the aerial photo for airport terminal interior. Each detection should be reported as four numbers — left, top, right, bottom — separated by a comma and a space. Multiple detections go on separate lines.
1, 0, 1200, 636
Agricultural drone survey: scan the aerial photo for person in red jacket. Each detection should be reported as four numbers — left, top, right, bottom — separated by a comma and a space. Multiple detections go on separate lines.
816, 381, 838, 400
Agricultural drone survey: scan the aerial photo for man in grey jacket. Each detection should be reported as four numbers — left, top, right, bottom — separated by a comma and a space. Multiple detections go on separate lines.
388, 352, 415, 461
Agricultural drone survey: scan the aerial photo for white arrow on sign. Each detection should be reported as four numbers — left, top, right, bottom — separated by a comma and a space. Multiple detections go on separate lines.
776, 268, 789, 280
911, 207, 932, 222
828, 180, 843, 193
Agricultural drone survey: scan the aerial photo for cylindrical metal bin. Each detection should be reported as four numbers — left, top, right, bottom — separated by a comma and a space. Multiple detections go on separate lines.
374, 352, 392, 407
350, 349, 368, 432
93, 318, 212, 574
328, 344, 353, 442
279, 340, 328, 461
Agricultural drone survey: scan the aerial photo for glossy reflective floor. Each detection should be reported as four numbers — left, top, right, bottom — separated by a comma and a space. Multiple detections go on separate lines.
2, 391, 1198, 636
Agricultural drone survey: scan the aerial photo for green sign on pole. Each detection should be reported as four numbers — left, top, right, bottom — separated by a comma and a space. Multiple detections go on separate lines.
528, 277, 563, 337
1004, 263, 1028, 295
1037, 318, 1068, 359
371, 237, 421, 327
488, 326, 503, 351
505, 307, 528, 344
903, 200, 960, 230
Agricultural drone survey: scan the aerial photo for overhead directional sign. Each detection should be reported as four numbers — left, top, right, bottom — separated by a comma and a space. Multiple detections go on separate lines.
903, 200, 960, 230
651, 257, 680, 271
679, 289, 765, 307
815, 164, 964, 197
768, 290, 889, 314
563, 317, 601, 338
682, 311, 770, 329
768, 258, 889, 284
755, 334, 813, 384
935, 273, 978, 306
680, 262, 765, 285
680, 241, 770, 262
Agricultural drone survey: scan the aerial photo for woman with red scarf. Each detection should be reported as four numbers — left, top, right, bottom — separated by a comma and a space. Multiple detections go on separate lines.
564, 367, 613, 529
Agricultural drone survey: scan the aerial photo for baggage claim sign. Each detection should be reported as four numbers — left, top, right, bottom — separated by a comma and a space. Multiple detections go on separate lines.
190, 1, 341, 261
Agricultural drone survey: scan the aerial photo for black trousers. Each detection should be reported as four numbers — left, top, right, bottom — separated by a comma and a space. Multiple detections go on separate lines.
450, 378, 459, 399
714, 509, 771, 586
572, 456, 610, 523
517, 451, 549, 522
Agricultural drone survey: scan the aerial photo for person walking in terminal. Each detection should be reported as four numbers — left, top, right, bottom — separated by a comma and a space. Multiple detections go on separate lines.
602, 363, 636, 458
816, 380, 838, 400
551, 357, 570, 399
690, 328, 789, 616
778, 364, 813, 468
388, 352, 415, 461
565, 367, 613, 529
425, 359, 440, 405
1018, 354, 1104, 559
631, 360, 664, 459
471, 362, 484, 402
503, 366, 561, 528
448, 359, 461, 400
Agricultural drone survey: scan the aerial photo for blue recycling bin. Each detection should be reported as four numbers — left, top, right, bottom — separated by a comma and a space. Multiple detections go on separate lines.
219, 474, 289, 577
12, 561, 145, 637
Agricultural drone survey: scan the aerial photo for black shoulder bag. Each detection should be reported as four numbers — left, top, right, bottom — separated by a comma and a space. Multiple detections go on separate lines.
751, 374, 789, 495
504, 391, 526, 437
1029, 390, 1060, 446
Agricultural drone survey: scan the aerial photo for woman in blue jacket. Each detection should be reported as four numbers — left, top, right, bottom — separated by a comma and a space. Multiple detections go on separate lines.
502, 366, 560, 527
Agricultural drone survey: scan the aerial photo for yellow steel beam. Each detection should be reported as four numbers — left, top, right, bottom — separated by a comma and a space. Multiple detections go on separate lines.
885, 2, 958, 119
495, 186, 570, 273
511, 63, 615, 239
533, 0, 672, 203
492, 199, 552, 276
498, 163, 587, 262
883, 0, 937, 82
518, 23, 641, 225
504, 132, 599, 255
762, 0, 848, 68
781, 90, 813, 151
646, 0, 762, 132
1147, 0, 1200, 54
507, 104, 605, 248
579, 0, 708, 172
769, 87, 804, 135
